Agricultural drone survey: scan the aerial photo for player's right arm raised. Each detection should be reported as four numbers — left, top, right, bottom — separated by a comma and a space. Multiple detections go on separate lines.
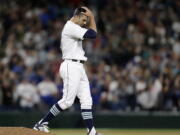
82, 7, 97, 32
81, 7, 97, 39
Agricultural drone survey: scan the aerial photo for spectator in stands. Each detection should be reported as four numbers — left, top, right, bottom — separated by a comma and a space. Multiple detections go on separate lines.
14, 78, 40, 110
37, 76, 58, 108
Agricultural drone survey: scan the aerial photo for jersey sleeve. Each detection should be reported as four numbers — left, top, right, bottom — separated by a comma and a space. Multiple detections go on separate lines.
83, 29, 97, 39
65, 22, 88, 40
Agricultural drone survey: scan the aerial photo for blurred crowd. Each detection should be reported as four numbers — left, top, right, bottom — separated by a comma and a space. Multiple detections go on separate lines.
0, 0, 180, 112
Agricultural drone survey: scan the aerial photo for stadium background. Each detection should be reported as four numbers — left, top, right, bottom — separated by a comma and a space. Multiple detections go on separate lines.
0, 0, 180, 134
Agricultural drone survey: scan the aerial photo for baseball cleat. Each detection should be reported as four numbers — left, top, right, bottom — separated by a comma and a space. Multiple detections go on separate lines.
87, 127, 103, 135
33, 120, 49, 133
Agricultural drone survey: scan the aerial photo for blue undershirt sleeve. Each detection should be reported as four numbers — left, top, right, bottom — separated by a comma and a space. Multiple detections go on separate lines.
83, 29, 97, 39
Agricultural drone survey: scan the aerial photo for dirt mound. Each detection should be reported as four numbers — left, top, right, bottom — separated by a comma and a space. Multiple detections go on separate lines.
0, 127, 54, 135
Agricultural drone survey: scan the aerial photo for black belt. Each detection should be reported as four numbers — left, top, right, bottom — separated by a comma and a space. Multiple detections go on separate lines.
70, 59, 85, 64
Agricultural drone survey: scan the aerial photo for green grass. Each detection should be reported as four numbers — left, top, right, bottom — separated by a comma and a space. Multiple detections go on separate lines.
51, 129, 180, 135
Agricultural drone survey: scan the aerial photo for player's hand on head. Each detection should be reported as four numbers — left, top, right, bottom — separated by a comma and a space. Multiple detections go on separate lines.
81, 7, 94, 17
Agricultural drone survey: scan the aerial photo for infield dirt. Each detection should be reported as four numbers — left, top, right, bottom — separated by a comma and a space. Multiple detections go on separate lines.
0, 127, 54, 135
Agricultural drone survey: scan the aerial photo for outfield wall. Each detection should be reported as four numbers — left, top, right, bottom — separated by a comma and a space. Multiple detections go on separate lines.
0, 111, 180, 129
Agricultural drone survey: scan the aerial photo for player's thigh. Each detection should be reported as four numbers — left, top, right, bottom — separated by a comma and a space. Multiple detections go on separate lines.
59, 61, 81, 108
59, 61, 81, 91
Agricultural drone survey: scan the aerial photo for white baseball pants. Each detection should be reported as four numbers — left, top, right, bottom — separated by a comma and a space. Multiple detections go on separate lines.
58, 60, 92, 110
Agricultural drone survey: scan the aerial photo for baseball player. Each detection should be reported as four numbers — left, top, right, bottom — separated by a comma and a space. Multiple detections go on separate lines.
34, 6, 99, 135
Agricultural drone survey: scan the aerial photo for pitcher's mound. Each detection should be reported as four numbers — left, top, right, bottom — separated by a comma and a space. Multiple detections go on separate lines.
0, 127, 53, 135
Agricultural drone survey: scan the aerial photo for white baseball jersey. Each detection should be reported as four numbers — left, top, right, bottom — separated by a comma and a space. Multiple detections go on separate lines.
57, 20, 92, 110
61, 21, 88, 61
